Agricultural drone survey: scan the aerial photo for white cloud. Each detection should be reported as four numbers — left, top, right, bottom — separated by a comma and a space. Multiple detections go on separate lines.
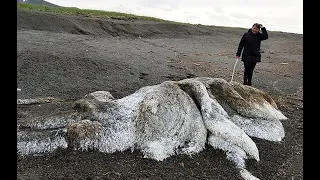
214, 7, 224, 14
230, 12, 251, 20
46, 0, 303, 34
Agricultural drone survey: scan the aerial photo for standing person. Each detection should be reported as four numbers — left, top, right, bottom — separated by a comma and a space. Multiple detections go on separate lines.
236, 23, 268, 86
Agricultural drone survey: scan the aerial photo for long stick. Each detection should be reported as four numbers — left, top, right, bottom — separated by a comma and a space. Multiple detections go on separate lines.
230, 58, 239, 83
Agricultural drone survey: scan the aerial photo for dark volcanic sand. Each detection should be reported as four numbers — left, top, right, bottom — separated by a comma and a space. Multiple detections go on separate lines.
17, 8, 303, 180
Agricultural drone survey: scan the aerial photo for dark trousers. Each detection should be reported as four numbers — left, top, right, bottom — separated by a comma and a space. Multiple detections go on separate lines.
243, 62, 257, 85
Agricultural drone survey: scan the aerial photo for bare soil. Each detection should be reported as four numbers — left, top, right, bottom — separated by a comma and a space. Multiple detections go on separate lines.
17, 8, 303, 180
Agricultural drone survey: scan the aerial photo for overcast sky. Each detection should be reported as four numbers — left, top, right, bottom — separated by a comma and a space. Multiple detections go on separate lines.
46, 0, 303, 34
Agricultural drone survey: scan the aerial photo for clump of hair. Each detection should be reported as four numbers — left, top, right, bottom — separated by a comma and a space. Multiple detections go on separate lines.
253, 23, 261, 29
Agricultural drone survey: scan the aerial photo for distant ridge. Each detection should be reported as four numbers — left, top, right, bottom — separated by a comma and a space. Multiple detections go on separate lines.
17, 0, 60, 8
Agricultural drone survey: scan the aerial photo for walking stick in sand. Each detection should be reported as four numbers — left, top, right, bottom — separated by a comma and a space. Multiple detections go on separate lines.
230, 58, 239, 83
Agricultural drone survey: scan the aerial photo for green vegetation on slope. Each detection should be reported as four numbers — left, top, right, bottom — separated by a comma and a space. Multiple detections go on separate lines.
17, 0, 61, 8
17, 2, 250, 32
17, 2, 173, 22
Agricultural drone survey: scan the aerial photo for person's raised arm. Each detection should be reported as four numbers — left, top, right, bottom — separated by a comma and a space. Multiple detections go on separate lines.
260, 24, 268, 40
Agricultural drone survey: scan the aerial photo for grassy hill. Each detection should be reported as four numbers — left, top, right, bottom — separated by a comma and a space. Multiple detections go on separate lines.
17, 0, 60, 7
17, 2, 172, 22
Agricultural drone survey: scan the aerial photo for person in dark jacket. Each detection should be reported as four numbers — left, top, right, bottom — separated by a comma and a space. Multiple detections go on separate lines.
236, 23, 268, 86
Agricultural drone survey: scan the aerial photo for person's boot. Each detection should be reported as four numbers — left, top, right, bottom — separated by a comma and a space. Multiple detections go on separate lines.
243, 77, 248, 85
248, 77, 252, 86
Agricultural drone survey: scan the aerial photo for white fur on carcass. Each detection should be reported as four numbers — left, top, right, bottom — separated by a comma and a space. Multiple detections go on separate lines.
17, 77, 287, 180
